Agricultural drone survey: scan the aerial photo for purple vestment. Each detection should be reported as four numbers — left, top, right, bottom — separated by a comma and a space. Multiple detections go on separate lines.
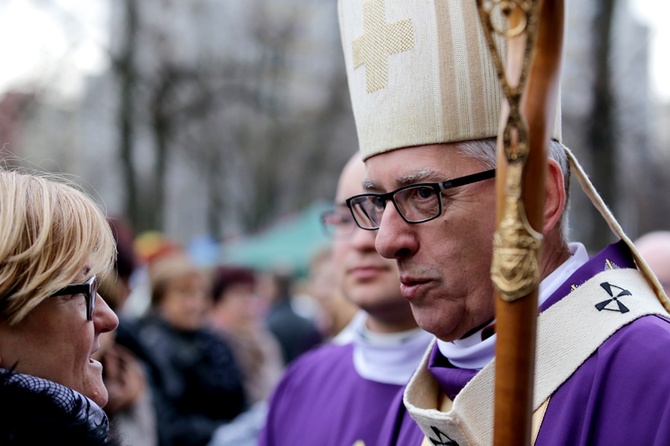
259, 342, 405, 446
377, 241, 670, 445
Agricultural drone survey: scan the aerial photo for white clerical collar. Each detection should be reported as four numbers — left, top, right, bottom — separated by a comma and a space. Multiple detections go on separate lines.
332, 310, 366, 345
437, 242, 589, 370
343, 310, 433, 385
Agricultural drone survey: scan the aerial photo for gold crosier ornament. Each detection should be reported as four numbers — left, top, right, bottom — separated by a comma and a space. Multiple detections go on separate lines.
477, 0, 543, 303
476, 0, 565, 445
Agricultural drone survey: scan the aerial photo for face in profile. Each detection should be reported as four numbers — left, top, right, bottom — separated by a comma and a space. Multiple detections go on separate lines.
333, 155, 411, 329
364, 144, 497, 341
0, 270, 119, 407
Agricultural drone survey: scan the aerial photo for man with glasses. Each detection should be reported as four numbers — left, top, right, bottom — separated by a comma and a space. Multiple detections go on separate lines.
258, 152, 432, 446
337, 0, 670, 445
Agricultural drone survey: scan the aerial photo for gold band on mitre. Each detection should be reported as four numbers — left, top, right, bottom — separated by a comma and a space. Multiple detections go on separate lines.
338, 0, 562, 160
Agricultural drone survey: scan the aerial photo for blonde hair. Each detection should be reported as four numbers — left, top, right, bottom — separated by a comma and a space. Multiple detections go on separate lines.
0, 169, 116, 325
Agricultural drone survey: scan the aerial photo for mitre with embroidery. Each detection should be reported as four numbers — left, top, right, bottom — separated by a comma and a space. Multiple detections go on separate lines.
338, 0, 561, 160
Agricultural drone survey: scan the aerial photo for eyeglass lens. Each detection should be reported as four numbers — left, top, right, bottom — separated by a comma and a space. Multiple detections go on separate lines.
88, 276, 97, 320
347, 169, 495, 230
350, 184, 440, 229
321, 210, 357, 237
49, 275, 97, 321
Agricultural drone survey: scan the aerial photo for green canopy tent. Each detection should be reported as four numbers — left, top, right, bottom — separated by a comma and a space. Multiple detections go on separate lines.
219, 201, 332, 277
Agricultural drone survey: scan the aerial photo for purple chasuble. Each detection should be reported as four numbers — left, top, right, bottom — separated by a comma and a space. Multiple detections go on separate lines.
376, 241, 670, 445
259, 342, 403, 446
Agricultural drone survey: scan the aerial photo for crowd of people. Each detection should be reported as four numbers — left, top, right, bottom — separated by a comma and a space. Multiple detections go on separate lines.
3, 0, 670, 445
95, 222, 327, 446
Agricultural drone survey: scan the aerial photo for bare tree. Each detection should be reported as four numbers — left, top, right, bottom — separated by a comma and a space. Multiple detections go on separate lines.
113, 0, 142, 229
584, 0, 618, 249
131, 0, 355, 237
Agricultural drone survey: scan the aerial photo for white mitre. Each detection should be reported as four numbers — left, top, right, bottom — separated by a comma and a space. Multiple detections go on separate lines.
337, 0, 561, 160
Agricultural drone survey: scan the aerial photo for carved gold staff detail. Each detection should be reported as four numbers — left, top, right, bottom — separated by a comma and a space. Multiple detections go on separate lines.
477, 0, 543, 302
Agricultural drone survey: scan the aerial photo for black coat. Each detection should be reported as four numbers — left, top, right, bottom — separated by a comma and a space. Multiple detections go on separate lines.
137, 314, 247, 446
0, 369, 113, 446
265, 300, 323, 364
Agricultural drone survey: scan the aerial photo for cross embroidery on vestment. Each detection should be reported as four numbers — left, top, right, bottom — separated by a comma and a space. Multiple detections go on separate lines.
352, 0, 414, 93
595, 282, 633, 314
427, 426, 459, 445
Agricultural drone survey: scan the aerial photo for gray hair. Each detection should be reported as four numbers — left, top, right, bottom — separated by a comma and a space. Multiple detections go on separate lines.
457, 138, 571, 239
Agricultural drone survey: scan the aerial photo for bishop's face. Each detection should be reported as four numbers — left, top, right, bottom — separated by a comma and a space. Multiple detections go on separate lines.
332, 156, 413, 332
363, 143, 498, 341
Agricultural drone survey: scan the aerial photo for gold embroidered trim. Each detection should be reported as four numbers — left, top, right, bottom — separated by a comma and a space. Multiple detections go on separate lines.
352, 0, 414, 93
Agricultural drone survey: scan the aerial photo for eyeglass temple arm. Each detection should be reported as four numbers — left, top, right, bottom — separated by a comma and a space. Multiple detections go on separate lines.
440, 169, 496, 190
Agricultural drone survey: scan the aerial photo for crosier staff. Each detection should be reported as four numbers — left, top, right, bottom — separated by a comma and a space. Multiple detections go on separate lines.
476, 1, 564, 445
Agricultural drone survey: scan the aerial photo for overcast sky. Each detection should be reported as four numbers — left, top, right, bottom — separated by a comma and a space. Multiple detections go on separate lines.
0, 0, 109, 99
630, 0, 670, 101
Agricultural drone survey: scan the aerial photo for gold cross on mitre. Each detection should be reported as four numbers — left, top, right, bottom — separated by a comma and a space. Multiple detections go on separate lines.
352, 0, 414, 93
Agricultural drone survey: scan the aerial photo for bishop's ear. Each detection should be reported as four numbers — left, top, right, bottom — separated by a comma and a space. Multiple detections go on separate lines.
542, 158, 566, 235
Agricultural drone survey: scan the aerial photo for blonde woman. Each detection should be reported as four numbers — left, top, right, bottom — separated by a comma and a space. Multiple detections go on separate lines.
0, 169, 119, 445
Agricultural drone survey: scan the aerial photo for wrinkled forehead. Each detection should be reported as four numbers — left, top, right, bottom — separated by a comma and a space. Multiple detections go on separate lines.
361, 143, 483, 192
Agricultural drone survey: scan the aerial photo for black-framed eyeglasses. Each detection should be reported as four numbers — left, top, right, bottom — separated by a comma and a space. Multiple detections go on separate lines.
320, 208, 358, 238
346, 169, 496, 230
50, 275, 98, 321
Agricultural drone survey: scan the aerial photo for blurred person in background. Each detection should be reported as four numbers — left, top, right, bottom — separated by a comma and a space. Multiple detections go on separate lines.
102, 219, 152, 356
258, 152, 432, 446
307, 246, 358, 340
206, 265, 285, 446
635, 231, 670, 295
0, 168, 118, 445
209, 265, 284, 405
261, 269, 323, 365
137, 252, 246, 446
93, 217, 159, 446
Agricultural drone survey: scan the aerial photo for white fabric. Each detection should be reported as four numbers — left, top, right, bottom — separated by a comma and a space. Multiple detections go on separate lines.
332, 310, 367, 345
340, 310, 433, 385
537, 242, 589, 303
436, 327, 496, 371
437, 242, 589, 370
